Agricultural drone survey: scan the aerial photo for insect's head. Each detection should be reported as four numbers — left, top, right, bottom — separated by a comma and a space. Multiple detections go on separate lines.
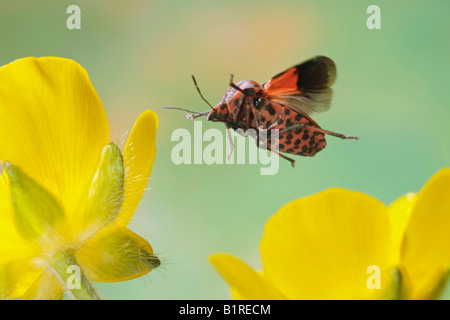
163, 76, 263, 121
205, 102, 227, 121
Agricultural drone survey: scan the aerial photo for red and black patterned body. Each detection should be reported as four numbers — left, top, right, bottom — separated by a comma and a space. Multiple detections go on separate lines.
207, 80, 326, 156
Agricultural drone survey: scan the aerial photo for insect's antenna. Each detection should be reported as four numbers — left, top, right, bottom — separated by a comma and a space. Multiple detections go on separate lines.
192, 75, 215, 110
162, 106, 210, 120
163, 106, 204, 113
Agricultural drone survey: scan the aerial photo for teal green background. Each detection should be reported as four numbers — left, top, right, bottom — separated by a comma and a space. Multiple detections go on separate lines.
1, 0, 449, 299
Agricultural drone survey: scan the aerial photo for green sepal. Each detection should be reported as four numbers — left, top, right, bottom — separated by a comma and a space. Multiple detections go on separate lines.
77, 227, 160, 282
84, 143, 124, 229
5, 163, 65, 241
383, 268, 403, 300
435, 270, 450, 300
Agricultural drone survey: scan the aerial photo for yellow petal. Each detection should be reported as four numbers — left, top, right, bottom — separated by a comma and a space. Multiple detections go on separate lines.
230, 287, 246, 300
21, 269, 64, 300
209, 253, 286, 299
0, 57, 109, 227
115, 110, 158, 227
260, 188, 395, 299
76, 227, 159, 282
388, 193, 416, 264
5, 259, 43, 299
400, 169, 450, 299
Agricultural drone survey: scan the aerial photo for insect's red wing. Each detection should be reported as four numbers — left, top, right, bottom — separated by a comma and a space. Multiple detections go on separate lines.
263, 56, 336, 116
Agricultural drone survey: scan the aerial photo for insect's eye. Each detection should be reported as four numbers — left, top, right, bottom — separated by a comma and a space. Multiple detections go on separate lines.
243, 88, 256, 96
243, 88, 255, 97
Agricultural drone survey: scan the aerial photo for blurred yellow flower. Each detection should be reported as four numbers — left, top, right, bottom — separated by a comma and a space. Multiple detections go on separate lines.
210, 169, 450, 300
399, 169, 450, 299
0, 57, 159, 299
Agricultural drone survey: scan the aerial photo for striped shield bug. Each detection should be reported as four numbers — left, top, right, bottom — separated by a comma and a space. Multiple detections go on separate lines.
164, 56, 358, 167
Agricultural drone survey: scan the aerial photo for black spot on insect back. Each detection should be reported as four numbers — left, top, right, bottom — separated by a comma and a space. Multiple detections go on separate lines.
302, 132, 309, 140
265, 103, 276, 116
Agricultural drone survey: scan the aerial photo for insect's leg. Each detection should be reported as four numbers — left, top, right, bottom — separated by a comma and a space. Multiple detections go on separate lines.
254, 111, 261, 128
245, 100, 251, 129
245, 99, 263, 148
233, 98, 245, 123
228, 123, 259, 160
258, 119, 296, 167
280, 123, 358, 140
229, 74, 247, 95
265, 144, 295, 168
246, 98, 261, 128
233, 92, 249, 124
309, 127, 359, 140
279, 123, 307, 134
225, 124, 234, 161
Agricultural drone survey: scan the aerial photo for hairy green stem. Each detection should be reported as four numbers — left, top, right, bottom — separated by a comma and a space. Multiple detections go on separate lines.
51, 250, 101, 300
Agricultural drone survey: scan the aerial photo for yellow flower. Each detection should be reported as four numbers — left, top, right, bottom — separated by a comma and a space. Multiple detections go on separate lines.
0, 57, 159, 299
210, 169, 450, 300
400, 169, 450, 299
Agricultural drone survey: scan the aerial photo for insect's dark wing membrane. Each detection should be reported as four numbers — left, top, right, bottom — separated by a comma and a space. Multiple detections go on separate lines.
264, 56, 336, 115
292, 56, 336, 87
